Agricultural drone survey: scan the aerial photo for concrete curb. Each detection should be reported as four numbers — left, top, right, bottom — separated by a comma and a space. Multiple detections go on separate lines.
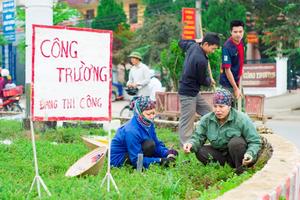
218, 134, 300, 200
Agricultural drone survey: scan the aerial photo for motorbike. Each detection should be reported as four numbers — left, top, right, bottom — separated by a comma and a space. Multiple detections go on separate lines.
0, 85, 23, 112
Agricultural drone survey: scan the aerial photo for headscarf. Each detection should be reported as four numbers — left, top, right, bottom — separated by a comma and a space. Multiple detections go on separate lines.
130, 96, 156, 127
213, 88, 233, 106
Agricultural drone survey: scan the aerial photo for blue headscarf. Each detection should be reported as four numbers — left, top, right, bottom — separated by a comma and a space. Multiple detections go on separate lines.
213, 88, 233, 106
130, 96, 156, 127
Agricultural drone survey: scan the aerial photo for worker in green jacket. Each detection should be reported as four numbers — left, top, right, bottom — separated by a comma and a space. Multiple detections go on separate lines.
183, 88, 261, 174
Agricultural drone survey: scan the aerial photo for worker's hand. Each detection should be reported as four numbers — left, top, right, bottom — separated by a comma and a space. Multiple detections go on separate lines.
160, 157, 176, 167
242, 153, 253, 166
167, 149, 178, 157
127, 83, 137, 88
233, 88, 243, 99
195, 38, 203, 43
183, 143, 192, 154
167, 154, 176, 162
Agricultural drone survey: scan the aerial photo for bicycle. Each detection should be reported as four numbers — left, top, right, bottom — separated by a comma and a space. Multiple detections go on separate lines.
119, 87, 138, 118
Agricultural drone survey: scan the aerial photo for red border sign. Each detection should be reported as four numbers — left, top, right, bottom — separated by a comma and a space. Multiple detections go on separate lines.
182, 8, 196, 39
31, 25, 113, 121
243, 63, 276, 87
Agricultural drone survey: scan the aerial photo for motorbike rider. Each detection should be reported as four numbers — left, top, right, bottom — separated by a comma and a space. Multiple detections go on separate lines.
127, 52, 151, 97
0, 69, 12, 100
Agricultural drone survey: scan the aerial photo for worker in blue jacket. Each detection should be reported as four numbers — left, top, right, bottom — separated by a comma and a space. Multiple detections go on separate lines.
110, 96, 178, 169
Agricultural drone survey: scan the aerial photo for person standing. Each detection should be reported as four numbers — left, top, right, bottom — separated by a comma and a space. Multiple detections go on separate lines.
183, 88, 261, 175
148, 69, 163, 101
127, 52, 151, 97
178, 32, 220, 146
219, 20, 245, 109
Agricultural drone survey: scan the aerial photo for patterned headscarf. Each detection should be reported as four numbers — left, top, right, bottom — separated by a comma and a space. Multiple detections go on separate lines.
130, 96, 156, 127
213, 88, 233, 106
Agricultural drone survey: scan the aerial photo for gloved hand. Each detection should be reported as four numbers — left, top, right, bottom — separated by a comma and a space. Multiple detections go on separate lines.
160, 157, 176, 167
167, 154, 176, 162
242, 153, 253, 166
167, 149, 178, 157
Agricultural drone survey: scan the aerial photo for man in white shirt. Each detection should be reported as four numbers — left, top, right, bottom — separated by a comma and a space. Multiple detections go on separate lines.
149, 69, 163, 101
127, 52, 151, 97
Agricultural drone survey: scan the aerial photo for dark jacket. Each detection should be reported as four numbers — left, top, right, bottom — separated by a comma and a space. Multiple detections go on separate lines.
178, 39, 211, 97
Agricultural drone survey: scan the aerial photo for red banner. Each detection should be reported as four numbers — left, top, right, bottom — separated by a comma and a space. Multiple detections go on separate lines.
182, 8, 196, 40
243, 63, 276, 87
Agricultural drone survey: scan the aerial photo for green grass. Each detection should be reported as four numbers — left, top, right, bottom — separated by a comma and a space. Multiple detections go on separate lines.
0, 120, 263, 200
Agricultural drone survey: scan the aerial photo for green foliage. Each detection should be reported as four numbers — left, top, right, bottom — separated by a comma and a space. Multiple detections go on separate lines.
160, 40, 184, 91
53, 2, 82, 25
143, 0, 195, 21
208, 48, 222, 84
15, 2, 82, 65
202, 0, 246, 42
0, 120, 23, 139
116, 13, 181, 66
0, 120, 263, 199
239, 0, 300, 57
92, 0, 128, 31
143, 0, 175, 18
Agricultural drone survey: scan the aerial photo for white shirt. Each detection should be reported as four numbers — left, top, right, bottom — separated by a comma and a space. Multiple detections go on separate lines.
127, 62, 151, 96
149, 77, 163, 101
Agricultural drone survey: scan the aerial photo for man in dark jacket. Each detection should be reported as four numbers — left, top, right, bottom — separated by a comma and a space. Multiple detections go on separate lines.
178, 32, 220, 146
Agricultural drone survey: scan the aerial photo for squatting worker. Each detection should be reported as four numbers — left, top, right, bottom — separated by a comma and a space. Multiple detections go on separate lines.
178, 32, 220, 146
183, 88, 261, 174
110, 96, 178, 169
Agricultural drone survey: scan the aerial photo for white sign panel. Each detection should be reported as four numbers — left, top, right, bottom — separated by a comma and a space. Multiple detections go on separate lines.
31, 25, 112, 121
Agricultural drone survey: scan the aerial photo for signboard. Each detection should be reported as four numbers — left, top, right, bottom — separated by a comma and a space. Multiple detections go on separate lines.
2, 0, 16, 42
181, 8, 196, 39
247, 32, 259, 44
243, 63, 276, 87
31, 25, 112, 121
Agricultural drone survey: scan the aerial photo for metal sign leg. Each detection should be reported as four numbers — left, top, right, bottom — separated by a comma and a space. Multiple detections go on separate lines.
100, 124, 119, 193
27, 120, 51, 199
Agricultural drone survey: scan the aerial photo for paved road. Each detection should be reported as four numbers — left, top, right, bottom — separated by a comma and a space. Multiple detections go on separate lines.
265, 119, 300, 149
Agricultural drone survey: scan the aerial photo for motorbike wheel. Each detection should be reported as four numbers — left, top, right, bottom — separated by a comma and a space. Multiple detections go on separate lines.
120, 105, 133, 118
8, 103, 23, 112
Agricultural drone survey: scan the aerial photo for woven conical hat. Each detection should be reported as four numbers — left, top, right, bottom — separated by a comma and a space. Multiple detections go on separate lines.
65, 146, 107, 177
81, 136, 108, 150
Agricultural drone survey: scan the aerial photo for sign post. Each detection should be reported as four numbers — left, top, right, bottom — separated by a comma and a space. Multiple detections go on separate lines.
30, 25, 115, 197
2, 0, 16, 43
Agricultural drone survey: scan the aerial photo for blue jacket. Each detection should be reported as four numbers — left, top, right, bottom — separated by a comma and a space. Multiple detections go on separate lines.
110, 114, 168, 168
178, 39, 211, 97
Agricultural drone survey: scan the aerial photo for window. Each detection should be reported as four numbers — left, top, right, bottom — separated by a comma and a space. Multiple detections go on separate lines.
86, 9, 95, 20
129, 3, 138, 24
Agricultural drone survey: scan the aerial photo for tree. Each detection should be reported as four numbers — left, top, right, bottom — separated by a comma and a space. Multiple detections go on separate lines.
143, 0, 174, 18
115, 13, 181, 66
238, 0, 300, 58
53, 2, 82, 25
160, 40, 184, 91
15, 2, 82, 64
92, 0, 128, 31
202, 0, 246, 41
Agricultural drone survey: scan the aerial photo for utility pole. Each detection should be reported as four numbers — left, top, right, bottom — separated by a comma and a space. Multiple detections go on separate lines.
195, 0, 203, 38
25, 0, 53, 118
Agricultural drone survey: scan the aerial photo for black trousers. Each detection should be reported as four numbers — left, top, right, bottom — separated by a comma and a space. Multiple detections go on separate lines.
125, 139, 156, 165
195, 137, 247, 170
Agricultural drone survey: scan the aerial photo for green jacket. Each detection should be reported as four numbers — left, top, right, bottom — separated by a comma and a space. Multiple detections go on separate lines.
188, 108, 261, 160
